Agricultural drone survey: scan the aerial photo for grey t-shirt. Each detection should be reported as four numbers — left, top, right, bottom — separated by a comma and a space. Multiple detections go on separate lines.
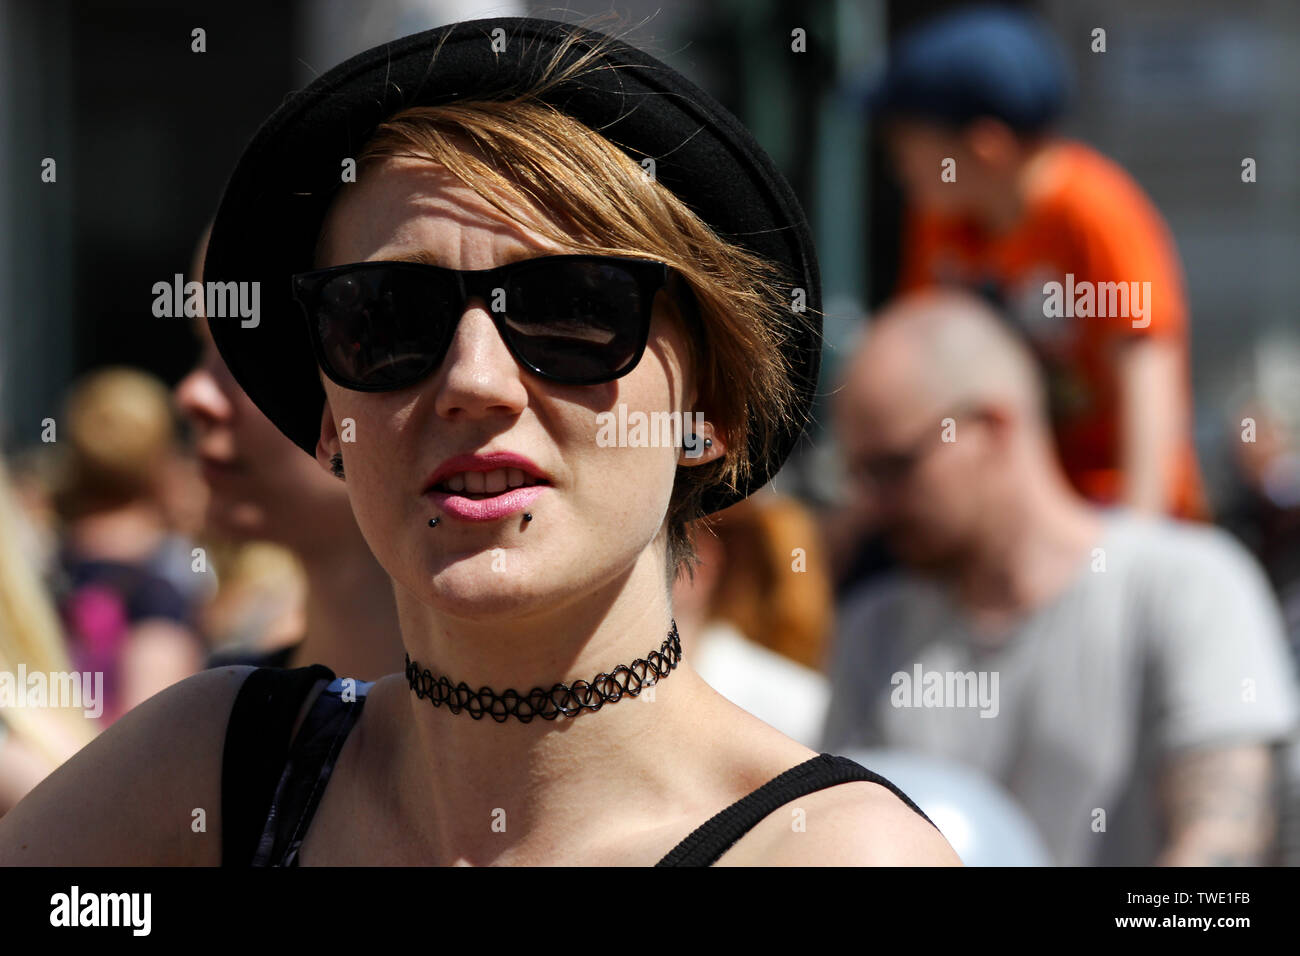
821, 511, 1300, 866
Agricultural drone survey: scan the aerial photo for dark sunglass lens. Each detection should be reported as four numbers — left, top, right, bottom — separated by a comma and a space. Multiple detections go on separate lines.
314, 267, 459, 388
502, 260, 649, 381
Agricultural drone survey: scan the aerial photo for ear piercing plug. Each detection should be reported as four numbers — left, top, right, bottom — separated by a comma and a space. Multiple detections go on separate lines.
685, 435, 714, 456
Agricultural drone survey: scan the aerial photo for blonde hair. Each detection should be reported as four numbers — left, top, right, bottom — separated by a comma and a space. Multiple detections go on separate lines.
319, 29, 813, 579
0, 455, 97, 767
200, 541, 306, 651
53, 366, 177, 520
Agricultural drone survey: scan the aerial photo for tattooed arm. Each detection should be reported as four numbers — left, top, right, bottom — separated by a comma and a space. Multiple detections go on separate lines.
1154, 744, 1277, 866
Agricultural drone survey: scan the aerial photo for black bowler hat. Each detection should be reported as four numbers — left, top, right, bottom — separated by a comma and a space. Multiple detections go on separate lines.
203, 17, 822, 516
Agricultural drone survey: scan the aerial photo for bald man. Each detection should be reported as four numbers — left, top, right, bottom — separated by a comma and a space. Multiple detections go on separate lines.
822, 290, 1299, 866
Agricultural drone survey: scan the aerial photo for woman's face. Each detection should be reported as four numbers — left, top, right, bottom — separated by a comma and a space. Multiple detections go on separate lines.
176, 316, 353, 547
314, 156, 709, 620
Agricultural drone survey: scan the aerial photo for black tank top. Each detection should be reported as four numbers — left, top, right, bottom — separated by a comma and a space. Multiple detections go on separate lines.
220, 665, 938, 866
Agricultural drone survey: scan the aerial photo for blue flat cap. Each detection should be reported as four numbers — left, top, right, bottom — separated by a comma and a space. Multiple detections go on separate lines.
860, 5, 1070, 132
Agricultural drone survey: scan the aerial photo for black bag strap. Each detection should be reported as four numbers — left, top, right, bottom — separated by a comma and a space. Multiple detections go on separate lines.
220, 664, 335, 867
654, 753, 939, 866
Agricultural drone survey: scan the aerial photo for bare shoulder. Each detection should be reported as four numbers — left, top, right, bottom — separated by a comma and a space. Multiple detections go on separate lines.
670, 687, 961, 866
0, 665, 259, 866
717, 780, 963, 867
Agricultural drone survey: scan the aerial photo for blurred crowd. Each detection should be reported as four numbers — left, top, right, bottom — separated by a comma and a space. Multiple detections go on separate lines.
2, 5, 1298, 866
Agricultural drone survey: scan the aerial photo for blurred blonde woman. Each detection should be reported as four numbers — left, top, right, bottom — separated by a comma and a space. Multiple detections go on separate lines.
0, 455, 98, 815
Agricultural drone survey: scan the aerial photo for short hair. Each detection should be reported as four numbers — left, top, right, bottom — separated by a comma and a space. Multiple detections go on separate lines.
318, 40, 811, 583
54, 366, 177, 518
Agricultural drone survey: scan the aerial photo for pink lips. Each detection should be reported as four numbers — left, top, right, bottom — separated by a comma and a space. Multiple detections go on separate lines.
422, 451, 551, 523
426, 484, 546, 521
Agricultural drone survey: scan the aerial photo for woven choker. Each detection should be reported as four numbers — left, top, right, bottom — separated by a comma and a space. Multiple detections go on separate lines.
404, 621, 682, 723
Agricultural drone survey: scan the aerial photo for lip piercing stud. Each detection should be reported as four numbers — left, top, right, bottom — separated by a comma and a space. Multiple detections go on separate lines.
428, 517, 440, 528
523, 512, 533, 521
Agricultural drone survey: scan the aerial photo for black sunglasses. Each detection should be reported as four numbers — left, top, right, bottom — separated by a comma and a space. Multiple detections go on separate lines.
292, 254, 676, 392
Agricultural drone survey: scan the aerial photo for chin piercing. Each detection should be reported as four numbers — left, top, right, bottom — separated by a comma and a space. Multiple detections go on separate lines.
428, 517, 440, 528
523, 512, 533, 522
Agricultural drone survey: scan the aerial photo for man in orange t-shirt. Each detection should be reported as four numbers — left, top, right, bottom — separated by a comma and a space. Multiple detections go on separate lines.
865, 7, 1206, 519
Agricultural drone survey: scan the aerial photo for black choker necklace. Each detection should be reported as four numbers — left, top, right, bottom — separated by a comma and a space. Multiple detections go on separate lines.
404, 621, 682, 723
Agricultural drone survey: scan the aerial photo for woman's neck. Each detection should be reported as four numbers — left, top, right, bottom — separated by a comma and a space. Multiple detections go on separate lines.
295, 543, 405, 682
376, 548, 726, 865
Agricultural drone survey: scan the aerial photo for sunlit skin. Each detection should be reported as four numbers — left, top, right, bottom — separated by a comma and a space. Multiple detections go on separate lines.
295, 157, 958, 865
312, 158, 717, 653
303, 156, 767, 864
834, 336, 996, 572
0, 155, 963, 869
